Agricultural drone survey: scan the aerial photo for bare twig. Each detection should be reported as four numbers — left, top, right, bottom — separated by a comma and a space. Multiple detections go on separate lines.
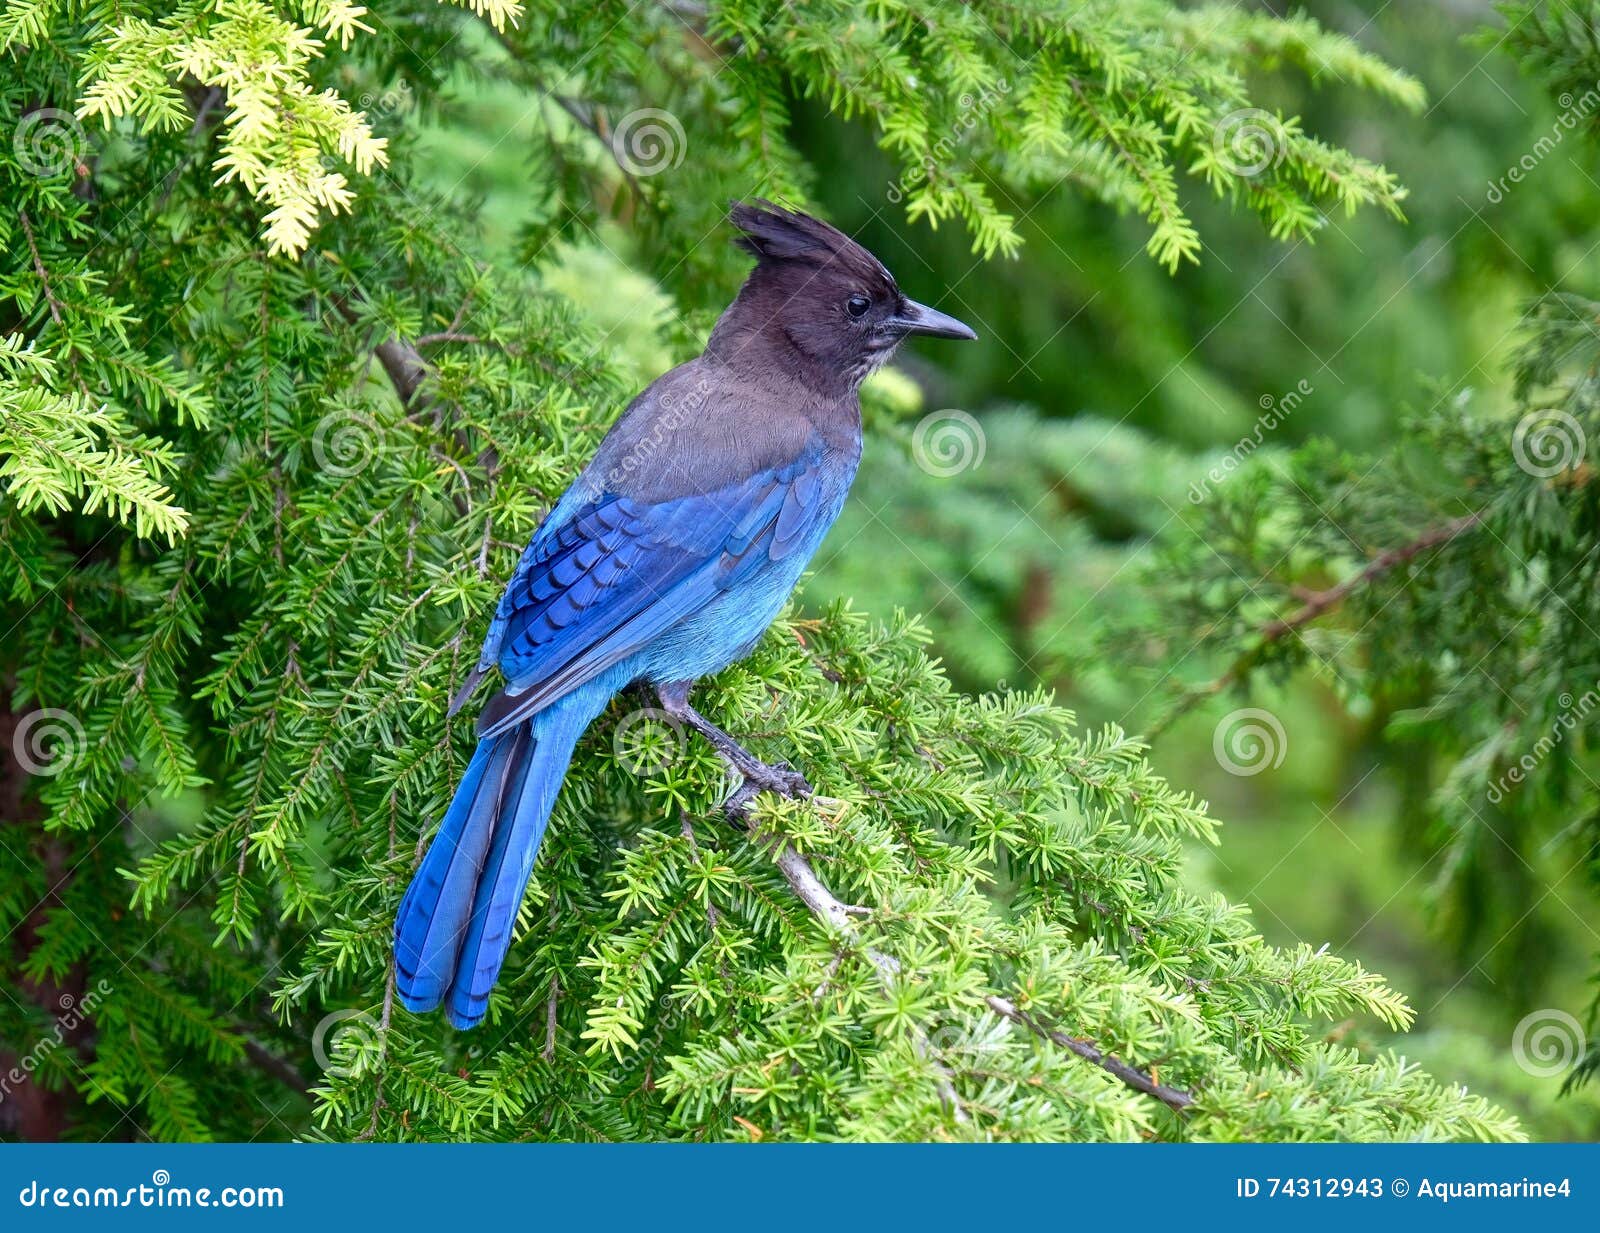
551, 94, 648, 202
415, 331, 493, 349
766, 833, 1199, 1117
1256, 511, 1485, 644
148, 86, 225, 219
242, 1037, 310, 1096
542, 976, 560, 1063
762, 837, 967, 1123
364, 327, 489, 522
374, 337, 430, 407
353, 971, 397, 1142
476, 513, 495, 577
681, 816, 724, 932
19, 211, 65, 329
477, 23, 656, 205
984, 994, 1194, 1113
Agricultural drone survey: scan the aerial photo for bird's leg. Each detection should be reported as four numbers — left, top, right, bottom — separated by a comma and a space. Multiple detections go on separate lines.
655, 680, 811, 816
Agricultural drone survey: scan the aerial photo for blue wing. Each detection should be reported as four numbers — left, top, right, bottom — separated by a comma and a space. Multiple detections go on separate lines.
470, 444, 829, 737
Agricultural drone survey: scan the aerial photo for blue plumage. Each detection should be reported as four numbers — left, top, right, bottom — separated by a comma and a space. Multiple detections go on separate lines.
394, 201, 974, 1028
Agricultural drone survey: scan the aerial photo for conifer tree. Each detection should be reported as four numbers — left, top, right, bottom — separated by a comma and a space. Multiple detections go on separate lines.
1, 1, 1521, 1140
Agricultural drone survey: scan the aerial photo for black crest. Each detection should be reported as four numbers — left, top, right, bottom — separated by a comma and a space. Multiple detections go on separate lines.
728, 199, 895, 291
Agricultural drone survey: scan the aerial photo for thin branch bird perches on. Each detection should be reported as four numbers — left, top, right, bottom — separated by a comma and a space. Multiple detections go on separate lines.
760, 823, 1196, 1118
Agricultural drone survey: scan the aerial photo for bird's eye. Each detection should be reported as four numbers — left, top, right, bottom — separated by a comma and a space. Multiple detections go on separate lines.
845, 294, 871, 319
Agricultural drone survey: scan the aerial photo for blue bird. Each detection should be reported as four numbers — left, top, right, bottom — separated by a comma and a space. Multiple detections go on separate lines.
394, 201, 976, 1028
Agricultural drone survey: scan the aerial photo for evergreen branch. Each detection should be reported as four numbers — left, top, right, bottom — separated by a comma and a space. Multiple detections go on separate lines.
2, 0, 1531, 1144
1155, 509, 1486, 734
1255, 511, 1486, 646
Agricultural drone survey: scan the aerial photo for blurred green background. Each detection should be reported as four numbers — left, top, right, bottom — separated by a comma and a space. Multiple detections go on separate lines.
406, 1, 1600, 1137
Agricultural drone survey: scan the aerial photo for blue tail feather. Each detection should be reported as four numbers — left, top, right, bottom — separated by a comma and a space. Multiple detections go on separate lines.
393, 690, 601, 1028
445, 710, 581, 1028
393, 735, 512, 1011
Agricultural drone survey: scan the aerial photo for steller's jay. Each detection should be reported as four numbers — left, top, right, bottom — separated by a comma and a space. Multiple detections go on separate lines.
394, 201, 976, 1028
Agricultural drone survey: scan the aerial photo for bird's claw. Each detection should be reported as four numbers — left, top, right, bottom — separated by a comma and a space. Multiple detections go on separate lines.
722, 761, 812, 822
755, 760, 812, 796
722, 781, 760, 823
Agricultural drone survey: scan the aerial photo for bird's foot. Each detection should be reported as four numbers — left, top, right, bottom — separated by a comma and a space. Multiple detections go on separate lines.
739, 757, 812, 798
651, 681, 812, 821
722, 760, 811, 822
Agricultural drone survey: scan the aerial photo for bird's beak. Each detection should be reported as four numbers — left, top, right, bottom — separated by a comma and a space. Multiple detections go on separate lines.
891, 298, 978, 341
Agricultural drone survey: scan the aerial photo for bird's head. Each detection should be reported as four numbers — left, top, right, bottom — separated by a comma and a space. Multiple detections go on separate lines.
712, 200, 976, 389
